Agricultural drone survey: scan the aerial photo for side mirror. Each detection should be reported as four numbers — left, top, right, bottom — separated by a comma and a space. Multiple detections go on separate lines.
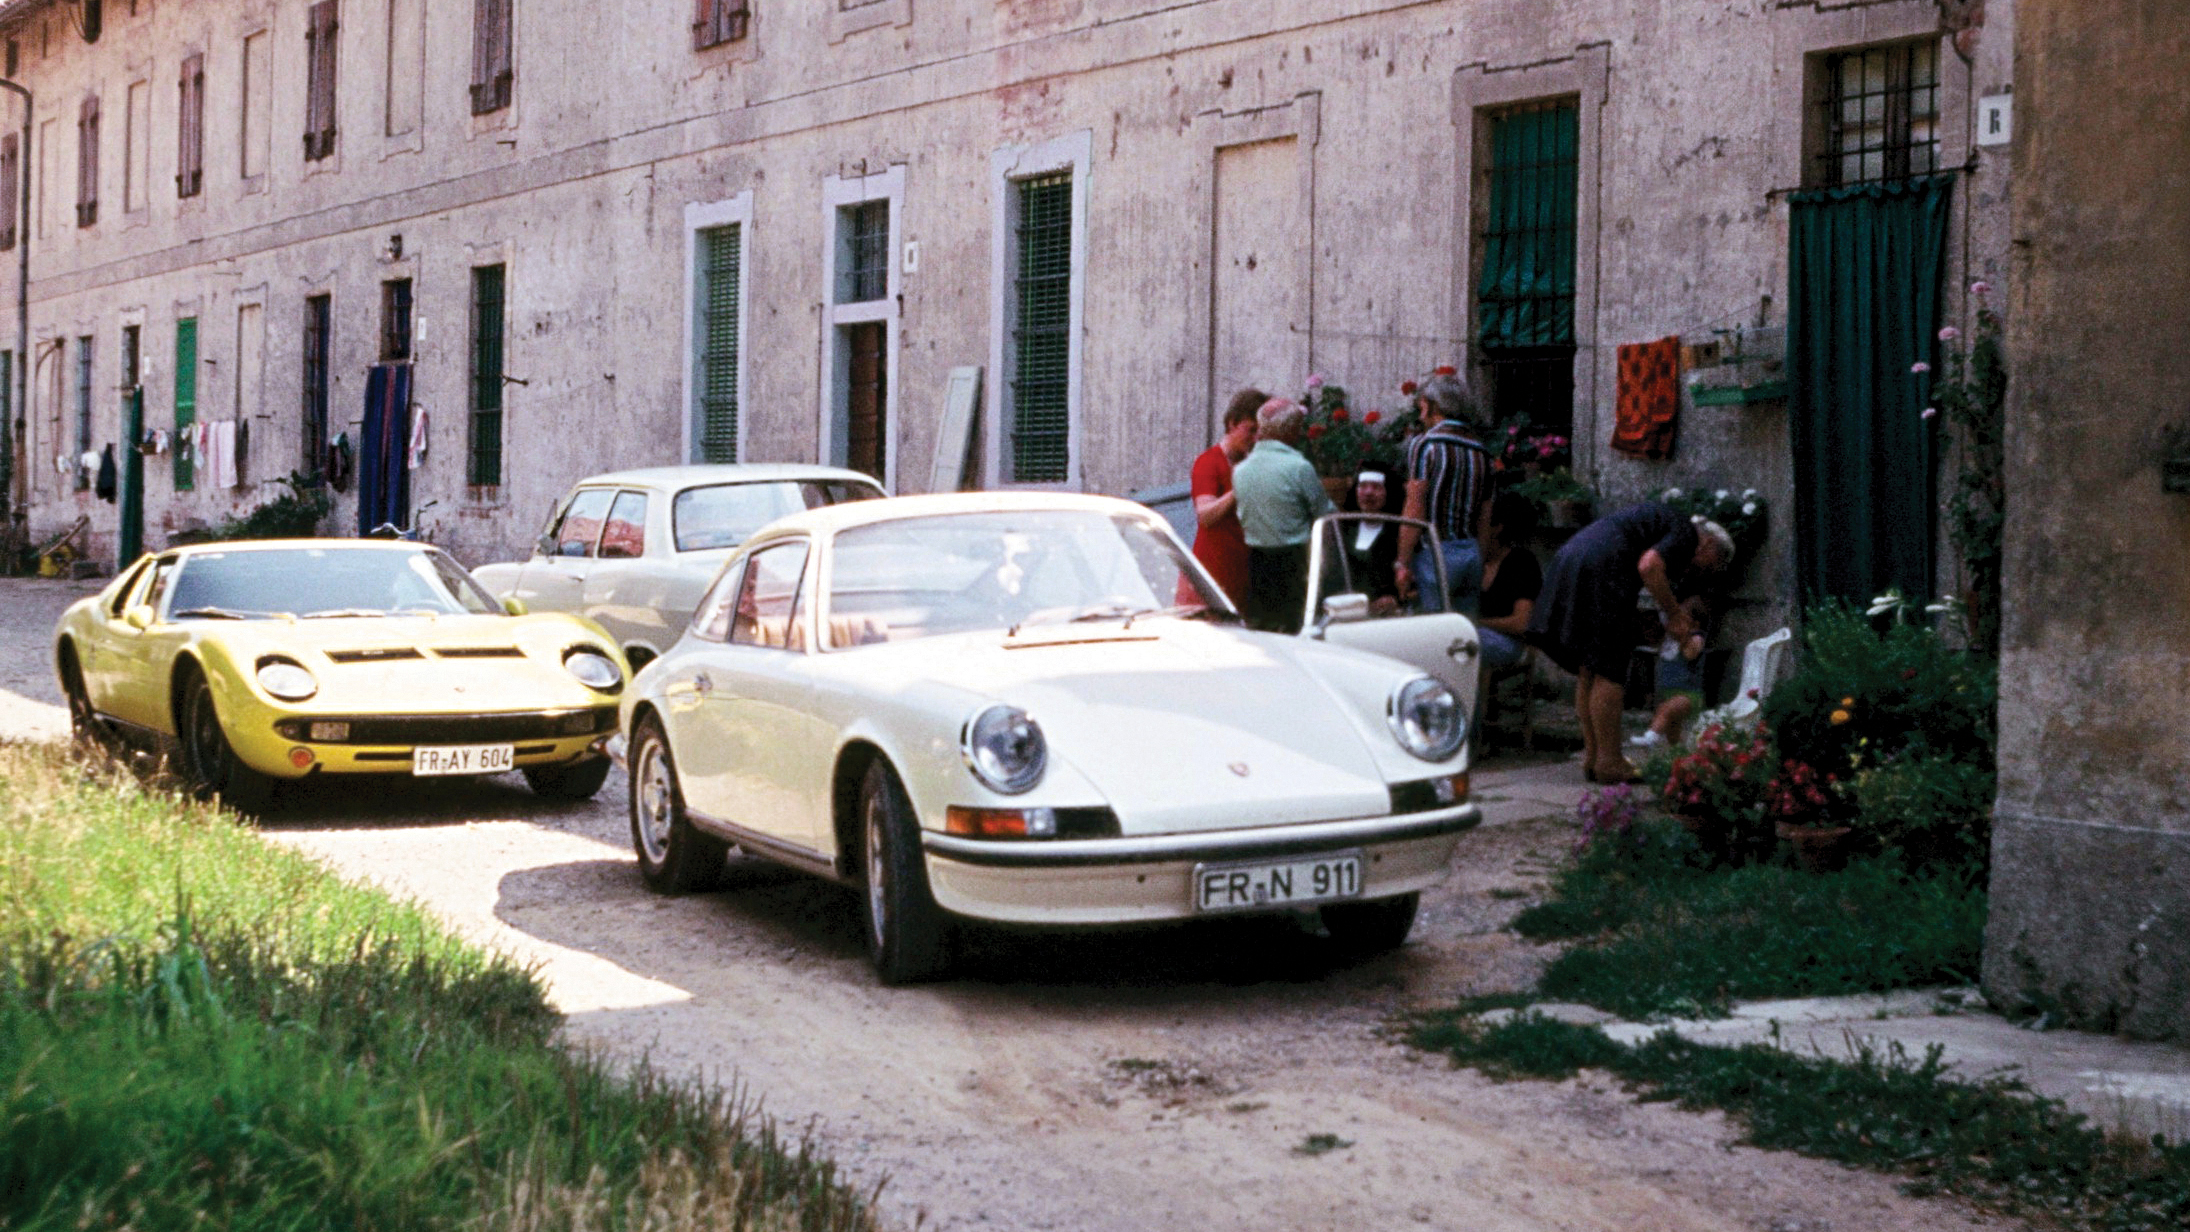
123, 604, 155, 631
501, 596, 529, 616
535, 535, 555, 559
1320, 593, 1371, 627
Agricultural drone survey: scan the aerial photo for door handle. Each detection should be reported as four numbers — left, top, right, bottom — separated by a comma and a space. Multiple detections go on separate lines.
1448, 638, 1479, 661
693, 672, 714, 695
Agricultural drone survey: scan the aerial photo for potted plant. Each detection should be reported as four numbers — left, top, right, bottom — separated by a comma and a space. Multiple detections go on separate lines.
1299, 375, 1417, 497
1512, 467, 1597, 529
1654, 486, 1769, 574
1658, 722, 1776, 865
1763, 756, 1854, 872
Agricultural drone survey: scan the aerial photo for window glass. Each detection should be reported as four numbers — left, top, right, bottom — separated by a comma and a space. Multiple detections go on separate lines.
107, 558, 153, 617
690, 560, 746, 643
552, 489, 614, 557
729, 542, 811, 650
143, 557, 178, 616
671, 479, 882, 552
166, 547, 500, 619
601, 491, 648, 559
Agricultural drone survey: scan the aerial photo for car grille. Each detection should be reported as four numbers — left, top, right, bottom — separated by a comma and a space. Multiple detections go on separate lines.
432, 646, 525, 659
274, 708, 616, 745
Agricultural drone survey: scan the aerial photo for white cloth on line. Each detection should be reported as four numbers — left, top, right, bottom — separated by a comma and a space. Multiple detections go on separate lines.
406, 408, 429, 471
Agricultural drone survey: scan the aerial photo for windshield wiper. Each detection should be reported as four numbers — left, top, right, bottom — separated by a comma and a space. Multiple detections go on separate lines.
1066, 602, 1137, 624
301, 608, 389, 619
171, 607, 255, 620
1137, 604, 1241, 627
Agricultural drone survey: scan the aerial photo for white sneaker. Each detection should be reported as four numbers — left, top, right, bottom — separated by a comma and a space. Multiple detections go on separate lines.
1626, 730, 1667, 751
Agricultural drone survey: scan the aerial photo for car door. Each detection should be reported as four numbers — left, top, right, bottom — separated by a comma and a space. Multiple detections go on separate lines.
691, 540, 831, 852
105, 555, 191, 732
1302, 514, 1482, 710
512, 487, 613, 616
78, 557, 155, 718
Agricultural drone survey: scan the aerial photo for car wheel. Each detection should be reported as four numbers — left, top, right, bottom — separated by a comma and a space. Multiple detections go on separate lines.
59, 650, 104, 751
860, 760, 951, 985
176, 671, 276, 815
523, 754, 611, 801
627, 717, 725, 893
1320, 892, 1420, 955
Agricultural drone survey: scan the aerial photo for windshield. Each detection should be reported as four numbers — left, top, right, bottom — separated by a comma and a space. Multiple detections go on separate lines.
673, 480, 882, 552
823, 510, 1233, 649
164, 547, 504, 620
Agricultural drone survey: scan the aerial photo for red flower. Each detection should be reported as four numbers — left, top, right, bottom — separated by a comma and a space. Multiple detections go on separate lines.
1307, 424, 1326, 438
1363, 411, 1381, 425
1902, 667, 1919, 680
1434, 365, 1458, 377
1399, 381, 1418, 395
1332, 407, 1350, 423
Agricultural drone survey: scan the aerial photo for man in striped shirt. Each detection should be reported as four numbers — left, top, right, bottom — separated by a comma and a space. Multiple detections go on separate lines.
1393, 371, 1494, 614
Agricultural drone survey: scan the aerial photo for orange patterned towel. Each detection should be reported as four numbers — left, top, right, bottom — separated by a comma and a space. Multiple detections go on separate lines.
1611, 336, 1682, 459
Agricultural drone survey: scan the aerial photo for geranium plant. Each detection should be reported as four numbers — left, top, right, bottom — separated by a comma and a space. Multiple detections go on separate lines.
1659, 722, 1777, 864
1299, 375, 1419, 478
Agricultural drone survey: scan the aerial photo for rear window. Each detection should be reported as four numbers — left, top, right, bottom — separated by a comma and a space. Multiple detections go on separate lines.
671, 480, 881, 552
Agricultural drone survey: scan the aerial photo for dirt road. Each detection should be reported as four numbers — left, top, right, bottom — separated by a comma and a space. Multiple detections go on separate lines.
0, 577, 2017, 1231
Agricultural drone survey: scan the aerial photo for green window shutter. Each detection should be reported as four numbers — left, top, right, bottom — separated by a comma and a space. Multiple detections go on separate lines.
1476, 102, 1579, 351
1009, 173, 1072, 484
174, 317, 196, 491
468, 264, 505, 487
695, 224, 741, 463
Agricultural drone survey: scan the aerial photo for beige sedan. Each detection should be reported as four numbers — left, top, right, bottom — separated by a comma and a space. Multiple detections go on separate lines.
475, 464, 882, 671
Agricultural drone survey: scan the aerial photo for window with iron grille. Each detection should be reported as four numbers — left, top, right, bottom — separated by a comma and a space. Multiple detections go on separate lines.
1811, 40, 1940, 188
303, 2, 339, 161
1008, 172, 1073, 484
838, 200, 888, 304
470, 0, 512, 115
380, 278, 411, 361
121, 324, 139, 388
173, 317, 196, 490
75, 94, 97, 227
74, 336, 92, 488
468, 264, 505, 487
0, 133, 18, 249
694, 224, 741, 463
1475, 99, 1578, 437
176, 52, 203, 198
692, 0, 750, 50
303, 294, 331, 476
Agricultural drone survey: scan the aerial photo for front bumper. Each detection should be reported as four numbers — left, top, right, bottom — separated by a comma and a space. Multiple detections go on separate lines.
234, 706, 617, 779
920, 802, 1479, 925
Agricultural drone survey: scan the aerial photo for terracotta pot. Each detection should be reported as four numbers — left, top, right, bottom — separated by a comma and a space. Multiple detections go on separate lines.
1776, 821, 1854, 873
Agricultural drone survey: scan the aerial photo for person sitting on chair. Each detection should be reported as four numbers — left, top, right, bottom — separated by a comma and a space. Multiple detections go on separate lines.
1474, 491, 1541, 671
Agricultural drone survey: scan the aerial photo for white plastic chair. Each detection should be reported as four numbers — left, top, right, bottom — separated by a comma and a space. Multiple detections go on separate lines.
1696, 626, 1792, 731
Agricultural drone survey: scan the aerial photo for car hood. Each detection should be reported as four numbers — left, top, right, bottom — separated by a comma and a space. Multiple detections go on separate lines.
833, 621, 1426, 834
196, 613, 621, 713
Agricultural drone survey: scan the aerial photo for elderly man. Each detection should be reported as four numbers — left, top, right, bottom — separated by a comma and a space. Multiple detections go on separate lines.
1231, 397, 1336, 634
1393, 371, 1494, 615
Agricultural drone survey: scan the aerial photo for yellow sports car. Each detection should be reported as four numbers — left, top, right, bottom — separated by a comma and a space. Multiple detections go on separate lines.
53, 539, 627, 812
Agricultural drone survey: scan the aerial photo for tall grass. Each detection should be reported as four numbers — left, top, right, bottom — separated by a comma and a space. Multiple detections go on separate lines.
0, 741, 879, 1232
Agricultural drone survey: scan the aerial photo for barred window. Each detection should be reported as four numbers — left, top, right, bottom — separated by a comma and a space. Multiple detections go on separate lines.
692, 0, 750, 50
468, 265, 506, 487
380, 278, 412, 362
838, 199, 888, 304
74, 336, 92, 488
694, 224, 741, 463
1476, 99, 1579, 436
303, 295, 331, 475
1007, 173, 1073, 484
1812, 40, 1940, 187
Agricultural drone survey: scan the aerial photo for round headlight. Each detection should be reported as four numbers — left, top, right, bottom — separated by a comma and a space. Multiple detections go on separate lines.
1388, 677, 1465, 762
256, 661, 318, 702
564, 650, 623, 691
961, 705, 1047, 794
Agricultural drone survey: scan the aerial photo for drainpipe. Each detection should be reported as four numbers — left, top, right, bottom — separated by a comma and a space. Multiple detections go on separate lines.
0, 76, 27, 560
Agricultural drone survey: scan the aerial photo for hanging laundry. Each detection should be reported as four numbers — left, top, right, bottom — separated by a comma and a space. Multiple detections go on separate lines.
95, 445, 118, 502
208, 420, 240, 489
406, 407, 430, 471
358, 365, 413, 535
1611, 335, 1683, 460
326, 430, 354, 493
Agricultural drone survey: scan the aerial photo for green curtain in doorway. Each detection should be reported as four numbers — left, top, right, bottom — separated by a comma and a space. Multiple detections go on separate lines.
1787, 175, 1952, 605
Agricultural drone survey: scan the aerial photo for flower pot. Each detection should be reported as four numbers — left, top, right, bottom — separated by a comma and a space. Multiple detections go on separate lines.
1321, 475, 1352, 505
1775, 821, 1854, 873
1545, 498, 1593, 529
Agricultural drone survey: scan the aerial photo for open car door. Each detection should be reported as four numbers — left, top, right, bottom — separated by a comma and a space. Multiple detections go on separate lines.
1300, 513, 1482, 716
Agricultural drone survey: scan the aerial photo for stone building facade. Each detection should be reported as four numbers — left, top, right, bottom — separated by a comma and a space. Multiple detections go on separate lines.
0, 0, 2010, 650
1984, 0, 2190, 1041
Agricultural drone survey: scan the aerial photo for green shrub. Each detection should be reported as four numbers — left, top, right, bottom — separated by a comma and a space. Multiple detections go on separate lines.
1850, 754, 1996, 872
191, 471, 333, 543
1762, 602, 1996, 782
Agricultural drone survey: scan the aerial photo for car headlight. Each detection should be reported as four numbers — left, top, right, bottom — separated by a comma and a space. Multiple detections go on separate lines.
961, 705, 1047, 794
256, 660, 318, 702
1387, 676, 1465, 761
563, 649, 623, 691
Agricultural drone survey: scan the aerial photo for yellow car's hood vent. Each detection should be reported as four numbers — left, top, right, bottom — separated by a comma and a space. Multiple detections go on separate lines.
325, 647, 426, 664
432, 646, 525, 659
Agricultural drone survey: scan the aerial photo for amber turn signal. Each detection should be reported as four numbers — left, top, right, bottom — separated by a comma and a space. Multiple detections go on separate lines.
288, 747, 315, 769
945, 805, 1059, 839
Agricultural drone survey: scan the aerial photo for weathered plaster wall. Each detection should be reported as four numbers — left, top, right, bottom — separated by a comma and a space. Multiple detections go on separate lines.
2, 0, 2007, 604
1983, 0, 2190, 1041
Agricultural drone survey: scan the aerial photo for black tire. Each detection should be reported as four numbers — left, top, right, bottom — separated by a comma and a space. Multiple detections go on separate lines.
176, 671, 277, 815
859, 760, 951, 985
523, 754, 612, 801
1320, 892, 1420, 955
59, 650, 104, 752
627, 717, 725, 893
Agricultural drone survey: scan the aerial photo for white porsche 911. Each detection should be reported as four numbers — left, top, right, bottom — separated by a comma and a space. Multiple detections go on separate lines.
617, 492, 1481, 983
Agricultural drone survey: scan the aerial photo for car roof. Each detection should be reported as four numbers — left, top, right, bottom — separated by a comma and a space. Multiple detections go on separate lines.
749, 490, 1165, 541
566, 463, 884, 493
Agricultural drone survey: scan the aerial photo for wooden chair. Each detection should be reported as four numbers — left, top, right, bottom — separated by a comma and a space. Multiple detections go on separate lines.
1476, 646, 1538, 753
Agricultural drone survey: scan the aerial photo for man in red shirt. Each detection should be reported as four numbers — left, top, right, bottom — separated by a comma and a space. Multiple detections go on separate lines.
1188, 387, 1267, 605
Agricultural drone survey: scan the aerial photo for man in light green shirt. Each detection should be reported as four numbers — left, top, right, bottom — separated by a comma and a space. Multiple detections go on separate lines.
1230, 399, 1335, 632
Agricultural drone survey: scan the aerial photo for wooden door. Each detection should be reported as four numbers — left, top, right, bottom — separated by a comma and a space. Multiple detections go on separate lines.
845, 321, 887, 482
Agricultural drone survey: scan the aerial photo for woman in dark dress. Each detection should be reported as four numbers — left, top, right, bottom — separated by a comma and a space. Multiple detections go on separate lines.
1341, 466, 1403, 613
1528, 501, 1734, 782
1475, 492, 1541, 670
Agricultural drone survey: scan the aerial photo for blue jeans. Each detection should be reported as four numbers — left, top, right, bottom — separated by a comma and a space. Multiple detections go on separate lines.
1412, 538, 1483, 616
1478, 626, 1529, 671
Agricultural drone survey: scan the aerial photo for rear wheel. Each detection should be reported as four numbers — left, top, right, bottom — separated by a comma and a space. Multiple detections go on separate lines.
628, 717, 725, 893
860, 760, 951, 985
176, 672, 276, 815
523, 754, 611, 801
1320, 892, 1420, 955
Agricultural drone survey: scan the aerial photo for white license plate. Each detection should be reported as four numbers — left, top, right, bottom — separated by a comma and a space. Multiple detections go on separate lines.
1193, 850, 1363, 913
411, 744, 516, 776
